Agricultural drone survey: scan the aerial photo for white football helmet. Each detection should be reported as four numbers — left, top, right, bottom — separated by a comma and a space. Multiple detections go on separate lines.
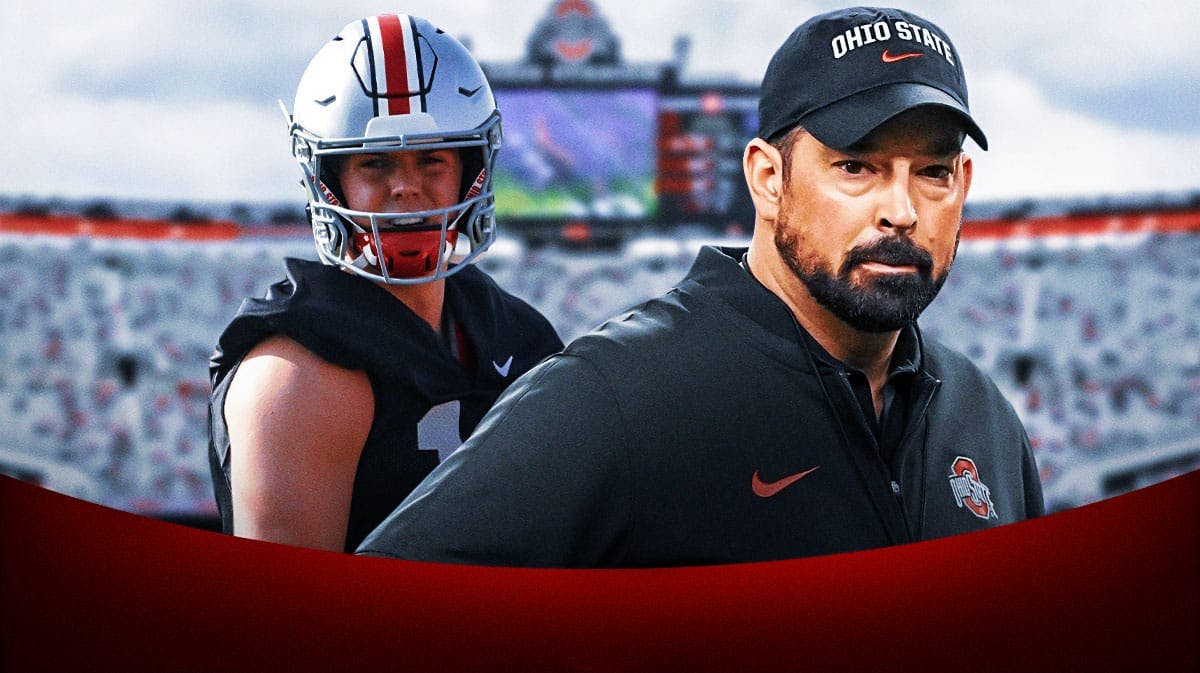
286, 14, 502, 284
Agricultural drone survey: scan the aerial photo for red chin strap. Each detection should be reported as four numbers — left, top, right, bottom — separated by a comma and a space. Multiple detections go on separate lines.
354, 228, 460, 278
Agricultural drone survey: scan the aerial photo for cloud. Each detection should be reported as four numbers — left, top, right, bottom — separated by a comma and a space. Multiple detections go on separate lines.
1050, 73, 1200, 134
9, 93, 296, 201
920, 1, 1200, 133
40, 2, 321, 105
968, 70, 1200, 200
4, 0, 1197, 203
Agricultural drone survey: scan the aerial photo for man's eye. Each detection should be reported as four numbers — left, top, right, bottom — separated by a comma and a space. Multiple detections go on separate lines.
836, 161, 870, 175
921, 165, 952, 179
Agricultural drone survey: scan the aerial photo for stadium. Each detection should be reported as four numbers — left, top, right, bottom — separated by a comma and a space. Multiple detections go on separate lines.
1, 1, 1197, 669
2, 1, 1196, 531
4, 189, 1199, 526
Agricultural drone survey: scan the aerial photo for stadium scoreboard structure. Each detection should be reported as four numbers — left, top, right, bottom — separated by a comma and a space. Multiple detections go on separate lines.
482, 0, 760, 240
656, 91, 758, 228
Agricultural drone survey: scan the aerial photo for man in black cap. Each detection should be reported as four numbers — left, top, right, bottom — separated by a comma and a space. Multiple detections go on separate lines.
358, 6, 1044, 567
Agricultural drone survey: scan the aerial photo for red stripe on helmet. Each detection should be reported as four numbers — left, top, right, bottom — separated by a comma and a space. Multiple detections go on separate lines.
376, 14, 411, 116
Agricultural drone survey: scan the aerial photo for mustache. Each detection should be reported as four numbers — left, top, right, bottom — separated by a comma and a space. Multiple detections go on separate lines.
842, 237, 934, 274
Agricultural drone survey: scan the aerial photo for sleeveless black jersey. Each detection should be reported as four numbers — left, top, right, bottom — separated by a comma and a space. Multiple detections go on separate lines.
207, 258, 562, 552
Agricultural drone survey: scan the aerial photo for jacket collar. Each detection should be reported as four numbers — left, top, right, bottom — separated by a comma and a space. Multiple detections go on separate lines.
683, 246, 801, 345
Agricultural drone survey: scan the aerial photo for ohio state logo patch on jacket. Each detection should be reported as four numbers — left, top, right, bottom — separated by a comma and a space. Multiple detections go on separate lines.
947, 456, 997, 520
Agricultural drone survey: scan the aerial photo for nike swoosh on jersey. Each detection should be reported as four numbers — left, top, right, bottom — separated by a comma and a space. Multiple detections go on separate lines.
751, 466, 821, 498
493, 355, 514, 377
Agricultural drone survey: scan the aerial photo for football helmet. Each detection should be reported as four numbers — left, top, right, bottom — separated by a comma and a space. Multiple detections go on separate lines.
286, 14, 502, 284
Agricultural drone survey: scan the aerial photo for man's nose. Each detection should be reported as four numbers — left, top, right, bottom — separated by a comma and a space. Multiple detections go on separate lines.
877, 175, 918, 231
387, 168, 421, 201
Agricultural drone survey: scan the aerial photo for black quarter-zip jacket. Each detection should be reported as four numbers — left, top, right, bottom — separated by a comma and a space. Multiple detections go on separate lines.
358, 246, 1044, 566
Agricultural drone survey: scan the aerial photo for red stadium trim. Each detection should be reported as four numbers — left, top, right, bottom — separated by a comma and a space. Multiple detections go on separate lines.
0, 213, 240, 240
964, 210, 1200, 239
1, 209, 1198, 241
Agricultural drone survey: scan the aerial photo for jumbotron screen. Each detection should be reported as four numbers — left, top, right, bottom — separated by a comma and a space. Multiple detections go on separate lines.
492, 88, 657, 220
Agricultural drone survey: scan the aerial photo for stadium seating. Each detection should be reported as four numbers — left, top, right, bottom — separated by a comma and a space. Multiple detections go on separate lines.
1, 229, 1197, 517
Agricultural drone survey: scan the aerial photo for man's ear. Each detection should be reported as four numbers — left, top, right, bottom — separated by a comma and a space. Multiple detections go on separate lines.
960, 153, 974, 200
744, 138, 784, 224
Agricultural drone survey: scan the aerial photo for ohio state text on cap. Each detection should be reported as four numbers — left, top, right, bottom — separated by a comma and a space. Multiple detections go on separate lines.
757, 6, 988, 151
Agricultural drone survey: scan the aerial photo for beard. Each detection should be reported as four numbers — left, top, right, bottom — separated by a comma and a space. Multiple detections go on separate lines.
774, 215, 958, 333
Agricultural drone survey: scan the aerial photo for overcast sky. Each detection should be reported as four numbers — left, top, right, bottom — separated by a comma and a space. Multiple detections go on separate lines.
3, 0, 1198, 205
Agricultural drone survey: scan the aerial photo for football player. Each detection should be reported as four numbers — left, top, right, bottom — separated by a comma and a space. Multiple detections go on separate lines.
208, 14, 562, 552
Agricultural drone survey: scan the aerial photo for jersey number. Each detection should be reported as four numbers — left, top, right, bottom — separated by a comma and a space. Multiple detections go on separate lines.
417, 400, 463, 463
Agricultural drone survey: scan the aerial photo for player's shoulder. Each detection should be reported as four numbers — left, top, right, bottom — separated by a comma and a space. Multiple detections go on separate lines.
240, 333, 370, 386
223, 333, 374, 491
231, 257, 358, 320
228, 333, 373, 414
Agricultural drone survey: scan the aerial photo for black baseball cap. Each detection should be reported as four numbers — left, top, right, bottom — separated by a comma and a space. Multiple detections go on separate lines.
758, 6, 987, 151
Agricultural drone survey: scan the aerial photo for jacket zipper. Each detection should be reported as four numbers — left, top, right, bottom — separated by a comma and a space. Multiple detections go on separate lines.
902, 374, 940, 539
836, 371, 914, 544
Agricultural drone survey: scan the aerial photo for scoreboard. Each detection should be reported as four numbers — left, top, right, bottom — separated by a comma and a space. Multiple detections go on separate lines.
483, 0, 761, 235
656, 91, 758, 226
490, 84, 760, 233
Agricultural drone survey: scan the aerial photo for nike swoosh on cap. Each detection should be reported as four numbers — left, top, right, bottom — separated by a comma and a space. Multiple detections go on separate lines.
881, 50, 923, 63
751, 466, 820, 498
493, 355, 514, 377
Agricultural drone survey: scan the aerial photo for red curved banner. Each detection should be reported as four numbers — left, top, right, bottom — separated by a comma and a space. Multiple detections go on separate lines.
1, 471, 1196, 672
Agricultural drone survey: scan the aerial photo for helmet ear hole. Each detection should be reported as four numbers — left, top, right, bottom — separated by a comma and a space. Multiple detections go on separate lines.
319, 156, 347, 206
458, 147, 485, 201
